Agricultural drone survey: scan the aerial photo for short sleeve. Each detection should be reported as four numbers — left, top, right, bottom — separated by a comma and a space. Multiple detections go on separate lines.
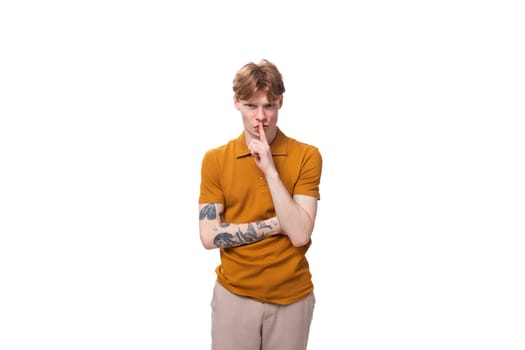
199, 149, 225, 204
294, 146, 322, 200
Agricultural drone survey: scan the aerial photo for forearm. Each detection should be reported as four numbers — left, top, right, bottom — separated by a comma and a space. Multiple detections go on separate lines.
199, 203, 281, 250
210, 219, 280, 249
264, 171, 316, 247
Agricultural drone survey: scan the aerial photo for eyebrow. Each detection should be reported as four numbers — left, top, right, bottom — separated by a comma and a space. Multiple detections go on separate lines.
243, 101, 276, 106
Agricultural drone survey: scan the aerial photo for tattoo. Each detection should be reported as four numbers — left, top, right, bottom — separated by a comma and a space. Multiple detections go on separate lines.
241, 223, 258, 242
256, 221, 272, 230
213, 223, 268, 248
213, 233, 235, 247
199, 204, 216, 220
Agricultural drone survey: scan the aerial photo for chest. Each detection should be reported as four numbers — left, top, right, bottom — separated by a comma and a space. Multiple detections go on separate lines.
221, 155, 300, 210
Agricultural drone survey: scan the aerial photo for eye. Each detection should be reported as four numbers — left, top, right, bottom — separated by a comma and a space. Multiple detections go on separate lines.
245, 104, 256, 109
264, 104, 277, 110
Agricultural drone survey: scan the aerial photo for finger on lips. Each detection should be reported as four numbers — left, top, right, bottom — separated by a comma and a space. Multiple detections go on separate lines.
258, 122, 267, 142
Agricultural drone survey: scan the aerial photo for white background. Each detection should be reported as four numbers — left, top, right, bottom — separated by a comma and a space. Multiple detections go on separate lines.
1, 1, 524, 349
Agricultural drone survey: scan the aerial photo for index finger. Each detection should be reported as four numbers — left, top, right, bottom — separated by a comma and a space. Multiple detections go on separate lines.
258, 122, 268, 144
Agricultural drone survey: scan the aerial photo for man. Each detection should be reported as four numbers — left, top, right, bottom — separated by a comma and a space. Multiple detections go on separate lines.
198, 59, 323, 350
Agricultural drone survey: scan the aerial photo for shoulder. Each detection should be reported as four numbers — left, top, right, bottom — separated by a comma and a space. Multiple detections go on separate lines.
291, 137, 320, 153
202, 137, 236, 159
282, 132, 322, 158
280, 133, 322, 173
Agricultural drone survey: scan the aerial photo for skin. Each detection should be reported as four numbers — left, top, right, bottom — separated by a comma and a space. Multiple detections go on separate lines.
199, 91, 318, 249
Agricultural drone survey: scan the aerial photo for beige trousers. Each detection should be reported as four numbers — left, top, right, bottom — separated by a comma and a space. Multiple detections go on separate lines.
210, 281, 315, 350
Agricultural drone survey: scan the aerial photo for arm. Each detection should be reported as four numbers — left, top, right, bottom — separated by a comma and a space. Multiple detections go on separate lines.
199, 203, 281, 250
264, 176, 318, 247
249, 123, 319, 247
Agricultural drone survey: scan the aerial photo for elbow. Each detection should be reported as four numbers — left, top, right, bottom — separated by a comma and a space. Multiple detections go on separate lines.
200, 234, 217, 250
203, 243, 216, 250
201, 240, 216, 250
290, 237, 311, 247
288, 231, 312, 247
285, 221, 314, 247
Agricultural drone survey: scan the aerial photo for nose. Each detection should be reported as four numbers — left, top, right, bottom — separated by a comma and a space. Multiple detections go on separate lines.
255, 107, 266, 122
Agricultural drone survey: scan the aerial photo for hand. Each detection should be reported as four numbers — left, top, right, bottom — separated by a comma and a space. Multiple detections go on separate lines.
249, 122, 275, 174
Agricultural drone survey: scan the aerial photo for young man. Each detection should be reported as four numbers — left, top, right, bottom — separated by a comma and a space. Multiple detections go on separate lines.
198, 59, 323, 350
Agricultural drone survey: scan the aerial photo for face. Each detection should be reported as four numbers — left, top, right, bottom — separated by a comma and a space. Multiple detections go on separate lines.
234, 90, 283, 144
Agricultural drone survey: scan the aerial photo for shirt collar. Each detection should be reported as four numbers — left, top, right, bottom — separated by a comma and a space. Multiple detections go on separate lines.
234, 127, 288, 158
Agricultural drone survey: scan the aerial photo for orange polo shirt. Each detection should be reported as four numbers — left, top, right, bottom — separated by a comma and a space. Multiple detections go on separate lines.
199, 128, 322, 304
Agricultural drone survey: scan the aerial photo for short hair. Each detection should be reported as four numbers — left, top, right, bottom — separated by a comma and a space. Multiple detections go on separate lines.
232, 59, 285, 101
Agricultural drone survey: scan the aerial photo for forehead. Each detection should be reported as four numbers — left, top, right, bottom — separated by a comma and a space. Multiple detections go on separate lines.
242, 91, 277, 104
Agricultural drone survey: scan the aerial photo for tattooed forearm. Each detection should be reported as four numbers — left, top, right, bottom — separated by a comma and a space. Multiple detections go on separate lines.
256, 221, 272, 230
199, 202, 280, 249
213, 223, 271, 248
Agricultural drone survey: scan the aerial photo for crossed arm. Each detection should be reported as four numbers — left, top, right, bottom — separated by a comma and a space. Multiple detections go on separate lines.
199, 191, 317, 250
198, 203, 282, 249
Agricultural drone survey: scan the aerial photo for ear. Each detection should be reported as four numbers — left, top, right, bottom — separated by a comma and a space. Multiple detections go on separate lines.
278, 95, 284, 109
233, 95, 240, 110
